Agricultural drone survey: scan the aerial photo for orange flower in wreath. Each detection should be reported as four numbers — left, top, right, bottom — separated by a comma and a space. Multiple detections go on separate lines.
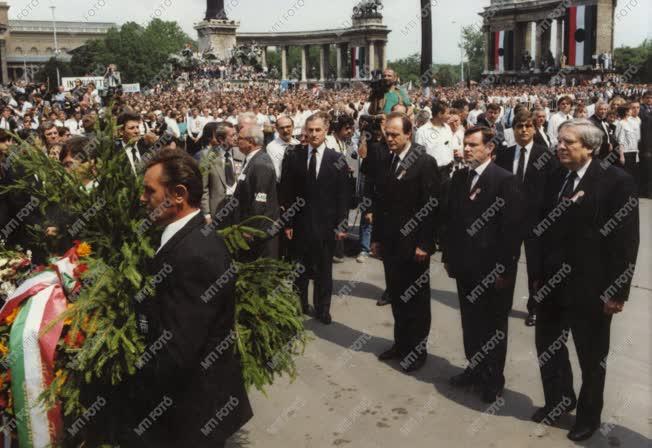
4, 307, 19, 325
76, 242, 92, 258
0, 342, 8, 358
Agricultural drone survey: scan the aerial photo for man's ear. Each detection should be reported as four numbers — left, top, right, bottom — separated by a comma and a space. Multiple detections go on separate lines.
171, 184, 189, 204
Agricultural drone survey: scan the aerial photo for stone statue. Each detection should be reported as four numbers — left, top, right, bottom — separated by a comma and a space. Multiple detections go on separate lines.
353, 0, 383, 18
205, 0, 228, 20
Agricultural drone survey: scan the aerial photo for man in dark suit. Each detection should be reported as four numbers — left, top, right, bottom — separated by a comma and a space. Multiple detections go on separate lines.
533, 108, 551, 149
476, 103, 507, 149
234, 125, 280, 261
371, 112, 441, 373
199, 122, 238, 228
116, 111, 150, 175
280, 112, 349, 324
532, 119, 639, 442
495, 111, 559, 327
443, 126, 525, 403
136, 148, 252, 448
589, 101, 616, 162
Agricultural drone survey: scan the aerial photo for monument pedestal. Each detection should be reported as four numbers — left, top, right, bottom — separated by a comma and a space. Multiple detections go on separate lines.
195, 19, 240, 60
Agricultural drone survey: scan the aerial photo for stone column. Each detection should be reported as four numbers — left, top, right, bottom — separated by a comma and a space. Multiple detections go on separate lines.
336, 44, 343, 80
596, 0, 613, 55
301, 45, 308, 82
261, 46, 268, 70
367, 41, 376, 75
555, 18, 564, 67
281, 45, 288, 80
379, 42, 387, 70
319, 45, 327, 81
535, 21, 544, 68
524, 22, 533, 59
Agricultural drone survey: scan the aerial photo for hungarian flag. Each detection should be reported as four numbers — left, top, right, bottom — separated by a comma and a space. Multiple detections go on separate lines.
565, 4, 597, 66
492, 30, 514, 72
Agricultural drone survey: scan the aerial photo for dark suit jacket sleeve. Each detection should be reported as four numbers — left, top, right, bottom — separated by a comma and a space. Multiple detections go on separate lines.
335, 153, 350, 231
199, 151, 211, 216
279, 151, 295, 216
416, 155, 441, 254
605, 174, 640, 302
249, 161, 279, 224
497, 175, 526, 276
150, 252, 233, 384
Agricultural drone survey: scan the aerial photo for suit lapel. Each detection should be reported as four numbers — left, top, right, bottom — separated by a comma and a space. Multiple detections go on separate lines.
154, 213, 203, 262
215, 148, 227, 188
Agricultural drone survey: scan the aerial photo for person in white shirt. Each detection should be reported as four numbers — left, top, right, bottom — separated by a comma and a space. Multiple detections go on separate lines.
547, 96, 574, 148
265, 115, 299, 182
164, 111, 181, 139
64, 112, 83, 135
467, 102, 483, 127
616, 101, 641, 182
415, 100, 454, 179
448, 109, 466, 172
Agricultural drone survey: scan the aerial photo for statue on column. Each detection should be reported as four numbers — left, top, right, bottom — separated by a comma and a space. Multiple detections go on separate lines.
205, 0, 228, 20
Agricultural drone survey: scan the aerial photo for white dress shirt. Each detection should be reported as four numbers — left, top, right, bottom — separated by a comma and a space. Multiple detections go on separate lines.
617, 116, 641, 155
158, 210, 201, 253
123, 141, 142, 174
242, 148, 262, 172
415, 121, 454, 167
547, 111, 573, 147
470, 158, 492, 191
537, 126, 551, 147
558, 159, 592, 199
512, 141, 534, 178
392, 142, 412, 171
307, 143, 326, 177
266, 136, 299, 181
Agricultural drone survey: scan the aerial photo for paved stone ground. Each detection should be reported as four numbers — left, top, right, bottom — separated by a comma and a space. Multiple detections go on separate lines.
228, 200, 652, 448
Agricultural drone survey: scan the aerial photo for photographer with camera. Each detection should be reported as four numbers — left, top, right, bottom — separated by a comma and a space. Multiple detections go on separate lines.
368, 69, 413, 117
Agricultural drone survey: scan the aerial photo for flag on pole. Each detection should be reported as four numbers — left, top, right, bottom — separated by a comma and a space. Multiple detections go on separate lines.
493, 30, 514, 72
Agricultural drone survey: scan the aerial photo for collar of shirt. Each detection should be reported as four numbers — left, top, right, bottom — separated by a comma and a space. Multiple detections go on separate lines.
243, 148, 262, 171
158, 209, 200, 253
275, 136, 299, 147
396, 141, 411, 163
514, 140, 534, 175
574, 158, 592, 184
308, 142, 326, 159
472, 157, 492, 178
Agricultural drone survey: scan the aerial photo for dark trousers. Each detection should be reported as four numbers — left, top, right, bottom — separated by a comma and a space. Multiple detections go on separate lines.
623, 153, 639, 191
294, 237, 335, 314
524, 239, 540, 314
383, 253, 432, 360
536, 302, 612, 426
456, 276, 514, 389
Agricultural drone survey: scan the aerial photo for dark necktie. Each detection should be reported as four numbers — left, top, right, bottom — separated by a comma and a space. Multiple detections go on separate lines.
131, 146, 139, 163
224, 149, 235, 187
390, 154, 400, 174
516, 147, 526, 181
559, 171, 578, 201
308, 147, 318, 182
466, 169, 478, 192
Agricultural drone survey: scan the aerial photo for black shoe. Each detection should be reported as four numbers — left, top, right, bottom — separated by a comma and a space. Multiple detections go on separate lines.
567, 424, 599, 442
481, 385, 504, 403
401, 356, 426, 373
531, 399, 577, 424
378, 346, 401, 361
319, 311, 332, 325
449, 370, 476, 388
376, 290, 391, 306
302, 304, 315, 317
525, 312, 536, 327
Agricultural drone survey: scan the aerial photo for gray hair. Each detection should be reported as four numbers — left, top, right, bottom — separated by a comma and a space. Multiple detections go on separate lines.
416, 109, 431, 124
558, 119, 604, 153
238, 112, 259, 129
241, 126, 264, 146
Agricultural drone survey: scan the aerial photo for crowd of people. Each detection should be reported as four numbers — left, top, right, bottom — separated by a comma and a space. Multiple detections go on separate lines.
0, 67, 650, 445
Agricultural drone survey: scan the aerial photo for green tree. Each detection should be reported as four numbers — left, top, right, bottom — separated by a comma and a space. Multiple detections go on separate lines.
69, 19, 194, 86
613, 40, 652, 83
35, 57, 74, 89
461, 25, 484, 81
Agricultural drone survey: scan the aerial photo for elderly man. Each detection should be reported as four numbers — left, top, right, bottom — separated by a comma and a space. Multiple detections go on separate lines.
280, 113, 349, 324
266, 115, 299, 183
533, 119, 639, 442
589, 100, 616, 162
234, 125, 280, 261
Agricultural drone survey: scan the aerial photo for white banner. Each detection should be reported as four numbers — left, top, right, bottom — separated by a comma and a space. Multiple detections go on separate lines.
122, 83, 141, 93
62, 77, 106, 92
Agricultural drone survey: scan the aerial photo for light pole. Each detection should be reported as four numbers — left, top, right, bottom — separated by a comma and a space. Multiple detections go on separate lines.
452, 20, 464, 84
50, 1, 61, 87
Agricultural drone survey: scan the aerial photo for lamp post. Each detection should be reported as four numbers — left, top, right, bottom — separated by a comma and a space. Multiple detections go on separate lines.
50, 1, 61, 87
